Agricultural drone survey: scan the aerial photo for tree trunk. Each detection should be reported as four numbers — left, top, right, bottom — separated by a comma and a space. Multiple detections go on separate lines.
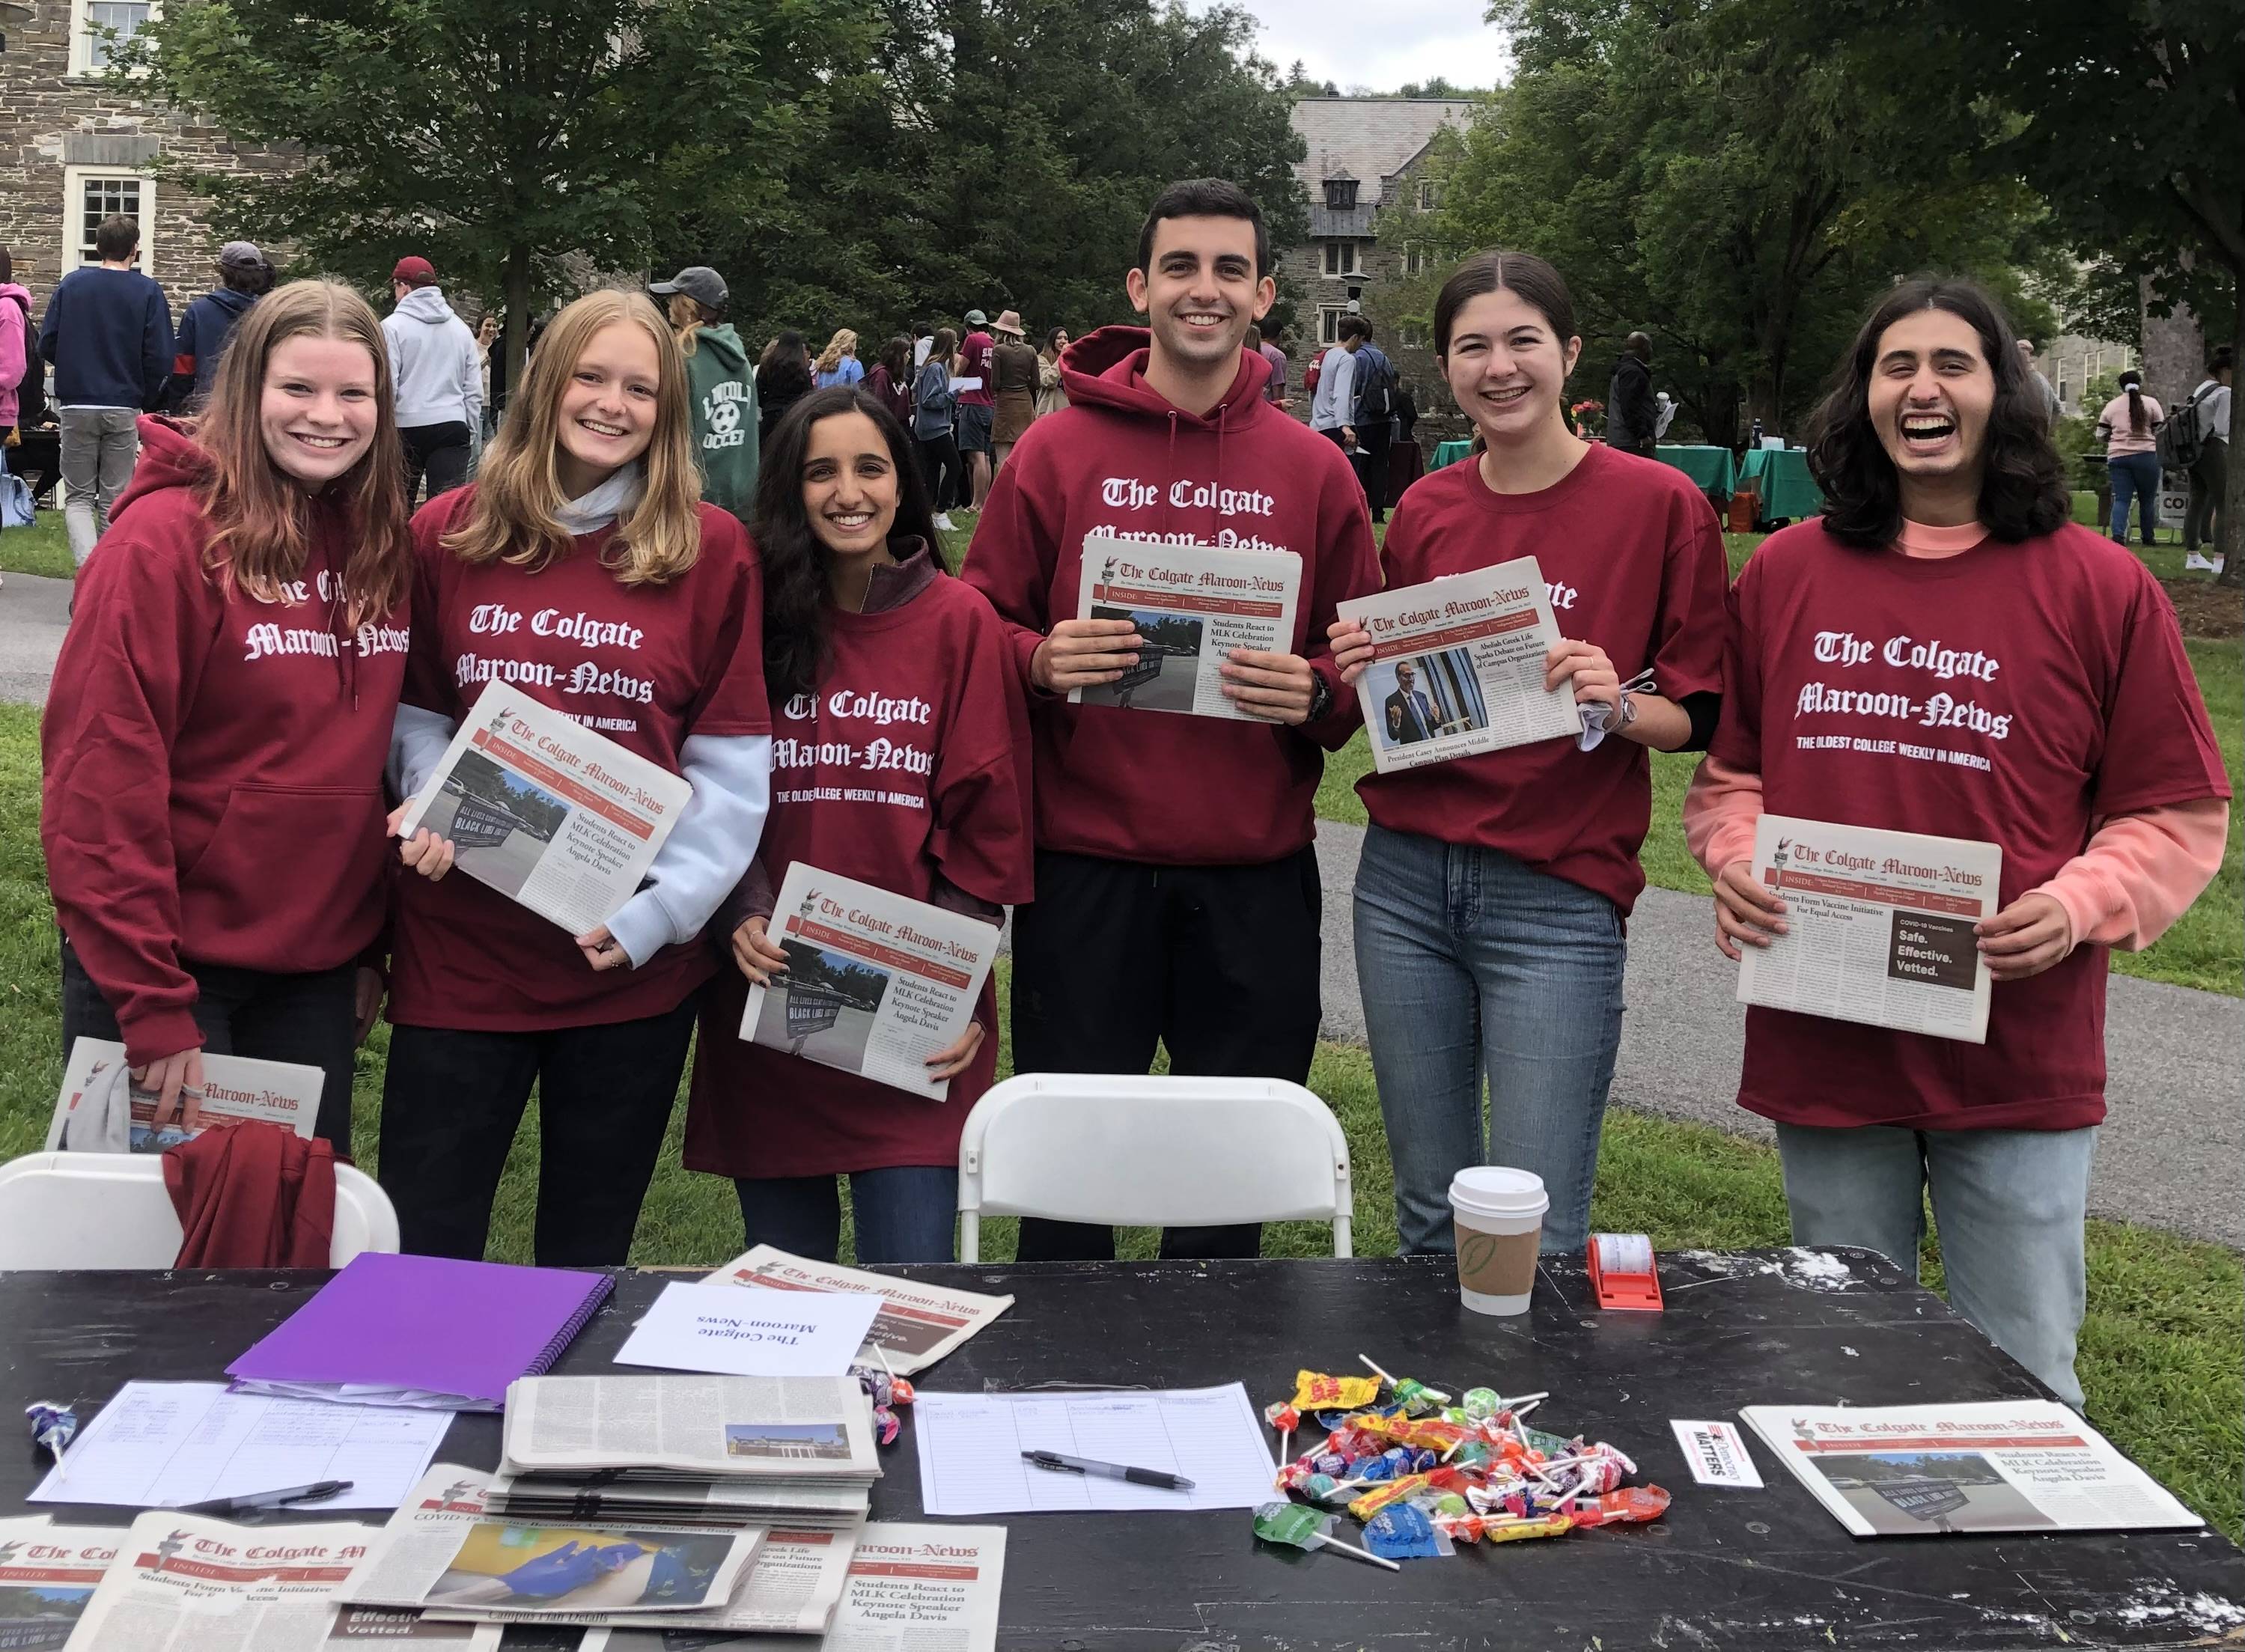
2218, 275, 2244, 587
499, 244, 534, 424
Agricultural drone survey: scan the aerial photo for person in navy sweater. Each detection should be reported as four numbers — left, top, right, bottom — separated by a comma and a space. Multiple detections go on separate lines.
37, 213, 172, 565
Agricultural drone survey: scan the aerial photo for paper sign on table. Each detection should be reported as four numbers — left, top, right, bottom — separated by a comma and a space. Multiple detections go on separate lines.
1670, 1419, 1764, 1488
613, 1284, 882, 1378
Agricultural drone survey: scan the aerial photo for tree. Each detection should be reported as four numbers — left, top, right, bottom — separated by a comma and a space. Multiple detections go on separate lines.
1847, 0, 2244, 575
130, 0, 871, 388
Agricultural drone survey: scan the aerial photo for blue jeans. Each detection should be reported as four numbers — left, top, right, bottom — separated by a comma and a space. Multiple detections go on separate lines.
1352, 823, 1626, 1257
1774, 1123, 2096, 1407
734, 1167, 959, 1265
2108, 450, 2162, 543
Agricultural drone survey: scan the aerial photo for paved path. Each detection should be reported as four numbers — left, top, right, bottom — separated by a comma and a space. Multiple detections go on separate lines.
0, 572, 69, 707
1312, 820, 2244, 1251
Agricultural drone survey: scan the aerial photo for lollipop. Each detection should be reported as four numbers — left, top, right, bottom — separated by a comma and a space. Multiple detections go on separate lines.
25, 1403, 74, 1481
1362, 1502, 1446, 1560
1568, 1484, 1672, 1528
1251, 1500, 1398, 1571
1291, 1371, 1381, 1411
1357, 1354, 1452, 1412
1263, 1402, 1300, 1470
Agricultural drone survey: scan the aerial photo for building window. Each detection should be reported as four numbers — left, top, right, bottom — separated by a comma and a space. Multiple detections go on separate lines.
1416, 179, 1437, 211
1403, 243, 1434, 278
1323, 177, 1358, 212
62, 168, 155, 272
1318, 305, 1349, 347
70, 0, 157, 75
1321, 240, 1362, 278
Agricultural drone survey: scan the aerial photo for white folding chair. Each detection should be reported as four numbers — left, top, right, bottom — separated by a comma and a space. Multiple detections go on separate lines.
956, 1073, 1352, 1261
0, 1150, 400, 1268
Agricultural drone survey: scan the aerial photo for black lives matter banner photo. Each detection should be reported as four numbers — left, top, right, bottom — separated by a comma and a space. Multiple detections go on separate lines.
1067, 534, 1301, 722
1735, 814, 1999, 1043
397, 682, 692, 936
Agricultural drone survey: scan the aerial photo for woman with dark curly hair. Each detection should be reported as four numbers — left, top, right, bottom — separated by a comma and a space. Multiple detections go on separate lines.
686, 385, 1031, 1264
1684, 276, 2230, 1408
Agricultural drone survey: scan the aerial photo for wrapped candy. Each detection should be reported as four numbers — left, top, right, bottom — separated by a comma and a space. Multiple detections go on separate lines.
1347, 1465, 1461, 1522
1252, 1500, 1398, 1570
1358, 1355, 1452, 1411
1483, 1513, 1574, 1543
1263, 1402, 1300, 1469
1460, 1387, 1502, 1422
1292, 1371, 1381, 1411
1568, 1484, 1672, 1528
1362, 1502, 1448, 1560
24, 1403, 74, 1480
852, 1365, 913, 1448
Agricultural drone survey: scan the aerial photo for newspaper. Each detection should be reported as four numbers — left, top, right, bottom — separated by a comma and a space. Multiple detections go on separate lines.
1740, 1403, 2204, 1537
502, 1377, 881, 1481
707, 1246, 1014, 1377
342, 1468, 761, 1620
1734, 814, 2000, 1043
63, 1511, 377, 1651
741, 864, 1001, 1102
1067, 534, 1301, 721
1335, 556, 1579, 773
45, 1037, 320, 1152
0, 1519, 114, 1650
585, 1523, 1005, 1652
397, 680, 692, 936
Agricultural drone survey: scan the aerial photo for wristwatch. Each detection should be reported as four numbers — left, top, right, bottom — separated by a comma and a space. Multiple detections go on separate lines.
1306, 673, 1335, 723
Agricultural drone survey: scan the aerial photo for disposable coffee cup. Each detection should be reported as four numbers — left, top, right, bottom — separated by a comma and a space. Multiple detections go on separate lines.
1449, 1166, 1547, 1316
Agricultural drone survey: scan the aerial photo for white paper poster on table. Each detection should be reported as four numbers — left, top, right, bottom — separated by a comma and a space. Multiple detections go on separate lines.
612, 1283, 883, 1378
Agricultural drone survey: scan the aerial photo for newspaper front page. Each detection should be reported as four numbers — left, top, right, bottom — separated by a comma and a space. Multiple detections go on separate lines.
46, 1037, 320, 1152
1734, 814, 2000, 1043
0, 1519, 113, 1650
502, 1377, 880, 1481
1335, 556, 1579, 773
1741, 1403, 2204, 1537
707, 1246, 1014, 1377
64, 1512, 375, 1651
398, 680, 692, 936
586, 1523, 1006, 1652
740, 865, 1001, 1102
343, 1468, 761, 1621
1067, 534, 1301, 722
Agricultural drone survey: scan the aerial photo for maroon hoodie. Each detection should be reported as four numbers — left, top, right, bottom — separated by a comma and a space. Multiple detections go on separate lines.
40, 417, 409, 1064
964, 326, 1378, 865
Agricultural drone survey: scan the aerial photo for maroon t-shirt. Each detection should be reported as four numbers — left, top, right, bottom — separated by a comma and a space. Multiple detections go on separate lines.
686, 576, 1033, 1176
1712, 519, 2229, 1130
1357, 443, 1729, 914
389, 491, 773, 1031
956, 332, 995, 407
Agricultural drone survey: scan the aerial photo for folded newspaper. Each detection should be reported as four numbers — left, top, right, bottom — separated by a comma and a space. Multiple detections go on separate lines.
1335, 556, 1580, 772
0, 1518, 116, 1649
1735, 814, 2000, 1043
585, 1523, 1006, 1652
707, 1246, 1014, 1377
63, 1512, 384, 1651
742, 863, 1001, 1102
343, 1468, 762, 1623
1068, 534, 1302, 721
397, 680, 692, 936
45, 1037, 320, 1153
502, 1376, 882, 1484
1741, 1402, 2204, 1537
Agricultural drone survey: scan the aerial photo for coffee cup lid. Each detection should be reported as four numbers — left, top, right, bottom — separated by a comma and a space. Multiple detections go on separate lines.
1449, 1165, 1549, 1218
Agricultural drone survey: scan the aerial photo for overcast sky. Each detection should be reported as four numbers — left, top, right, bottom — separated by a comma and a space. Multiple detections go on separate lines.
1195, 0, 1509, 93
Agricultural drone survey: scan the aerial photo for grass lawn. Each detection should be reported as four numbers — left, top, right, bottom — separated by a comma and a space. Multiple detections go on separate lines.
0, 511, 72, 580
0, 699, 2235, 1540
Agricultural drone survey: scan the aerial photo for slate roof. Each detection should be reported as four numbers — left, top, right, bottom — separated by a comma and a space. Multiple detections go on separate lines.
1290, 98, 1478, 211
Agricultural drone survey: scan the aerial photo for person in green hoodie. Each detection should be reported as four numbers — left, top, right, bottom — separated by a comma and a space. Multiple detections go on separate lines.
652, 266, 758, 518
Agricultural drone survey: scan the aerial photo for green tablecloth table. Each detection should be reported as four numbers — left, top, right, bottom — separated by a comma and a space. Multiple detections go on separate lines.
1654, 443, 1737, 498
1737, 445, 1823, 523
1434, 438, 1475, 470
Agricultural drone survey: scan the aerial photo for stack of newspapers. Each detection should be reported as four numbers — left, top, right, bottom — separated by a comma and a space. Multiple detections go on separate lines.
336, 1376, 883, 1639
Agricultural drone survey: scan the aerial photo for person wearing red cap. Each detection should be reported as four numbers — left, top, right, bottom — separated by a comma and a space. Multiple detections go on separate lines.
383, 256, 481, 506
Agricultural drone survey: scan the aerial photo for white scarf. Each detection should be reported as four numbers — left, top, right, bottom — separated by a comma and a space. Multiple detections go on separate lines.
555, 463, 645, 536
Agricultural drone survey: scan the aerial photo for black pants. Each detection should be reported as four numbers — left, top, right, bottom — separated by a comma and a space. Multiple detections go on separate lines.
400, 421, 473, 506
59, 939, 359, 1154
2185, 437, 2227, 551
379, 995, 700, 1266
1008, 847, 1323, 1262
1353, 423, 1394, 522
916, 433, 960, 511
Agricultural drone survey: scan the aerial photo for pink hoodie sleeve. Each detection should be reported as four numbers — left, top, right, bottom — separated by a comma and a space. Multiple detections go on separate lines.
2032, 797, 2230, 954
0, 296, 26, 424
1682, 754, 1762, 877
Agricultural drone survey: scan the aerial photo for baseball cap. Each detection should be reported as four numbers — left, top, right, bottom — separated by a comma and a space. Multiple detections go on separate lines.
964, 308, 988, 326
392, 255, 436, 285
217, 240, 266, 270
649, 266, 728, 311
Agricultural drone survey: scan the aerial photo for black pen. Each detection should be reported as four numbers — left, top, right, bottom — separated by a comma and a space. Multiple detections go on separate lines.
178, 1479, 353, 1516
1022, 1450, 1195, 1491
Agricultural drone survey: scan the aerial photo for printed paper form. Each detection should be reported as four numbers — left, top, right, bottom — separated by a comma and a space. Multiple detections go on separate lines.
913, 1383, 1276, 1515
29, 1380, 451, 1509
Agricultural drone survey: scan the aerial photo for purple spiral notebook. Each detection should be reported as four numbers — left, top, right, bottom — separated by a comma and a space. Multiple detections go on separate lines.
226, 1252, 614, 1412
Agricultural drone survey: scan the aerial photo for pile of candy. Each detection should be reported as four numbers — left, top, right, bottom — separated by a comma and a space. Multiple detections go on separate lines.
1252, 1356, 1668, 1567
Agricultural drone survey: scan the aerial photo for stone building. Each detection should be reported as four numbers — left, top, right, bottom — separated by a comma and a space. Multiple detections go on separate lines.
0, 0, 296, 323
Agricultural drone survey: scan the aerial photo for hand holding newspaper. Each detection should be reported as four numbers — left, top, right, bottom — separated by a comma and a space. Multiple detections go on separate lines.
45, 1037, 320, 1153
1068, 534, 1302, 721
1335, 555, 1580, 773
1735, 814, 2000, 1043
397, 680, 692, 936
742, 864, 1000, 1101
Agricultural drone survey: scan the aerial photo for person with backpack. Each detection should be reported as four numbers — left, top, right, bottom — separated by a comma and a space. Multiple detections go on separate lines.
167, 242, 273, 415
2095, 369, 2163, 546
1350, 321, 1398, 524
2175, 345, 2232, 573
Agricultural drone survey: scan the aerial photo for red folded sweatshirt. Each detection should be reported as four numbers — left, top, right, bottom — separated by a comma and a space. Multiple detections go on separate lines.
963, 326, 1380, 867
40, 417, 409, 1064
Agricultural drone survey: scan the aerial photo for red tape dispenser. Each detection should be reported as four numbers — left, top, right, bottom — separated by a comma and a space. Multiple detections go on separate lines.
1588, 1232, 1664, 1312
